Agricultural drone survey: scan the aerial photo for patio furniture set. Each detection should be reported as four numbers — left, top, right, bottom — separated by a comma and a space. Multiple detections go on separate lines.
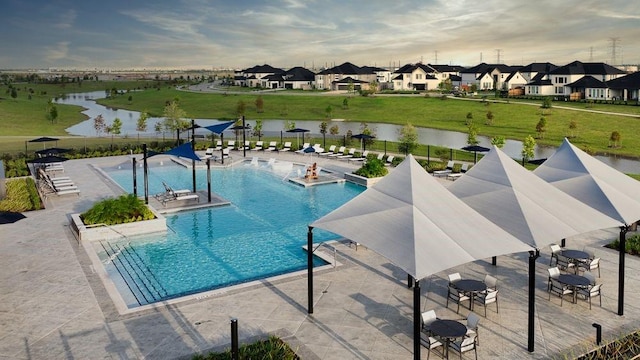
548, 244, 603, 308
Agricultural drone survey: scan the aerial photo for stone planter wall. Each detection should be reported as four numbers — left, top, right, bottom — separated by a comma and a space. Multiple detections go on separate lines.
70, 206, 166, 242
344, 172, 384, 187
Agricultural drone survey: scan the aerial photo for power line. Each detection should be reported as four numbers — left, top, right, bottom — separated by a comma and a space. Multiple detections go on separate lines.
609, 37, 620, 65
495, 49, 502, 63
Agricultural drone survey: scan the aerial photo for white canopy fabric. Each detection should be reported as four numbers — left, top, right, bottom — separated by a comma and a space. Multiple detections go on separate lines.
447, 146, 620, 249
534, 138, 640, 226
311, 154, 533, 280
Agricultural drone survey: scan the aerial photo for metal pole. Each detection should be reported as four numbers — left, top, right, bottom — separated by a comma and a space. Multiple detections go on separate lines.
230, 318, 238, 360
528, 249, 539, 352
618, 226, 627, 316
191, 119, 196, 193
207, 158, 211, 203
176, 128, 180, 147
384, 140, 387, 156
407, 274, 413, 288
132, 157, 137, 196
427, 145, 430, 166
492, 256, 497, 266
450, 148, 453, 161
143, 144, 149, 204
561, 238, 566, 247
308, 226, 314, 314
592, 323, 602, 345
413, 280, 421, 360
221, 133, 225, 165
242, 116, 246, 158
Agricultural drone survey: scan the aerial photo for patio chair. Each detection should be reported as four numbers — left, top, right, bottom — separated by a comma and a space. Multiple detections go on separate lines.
577, 283, 602, 310
225, 140, 235, 150
375, 153, 384, 161
449, 334, 478, 360
578, 257, 601, 277
252, 141, 264, 151
547, 267, 560, 291
349, 150, 369, 163
204, 148, 215, 158
222, 148, 230, 159
433, 160, 454, 177
158, 182, 199, 207
475, 289, 499, 316
556, 254, 576, 273
483, 274, 498, 293
549, 244, 562, 266
466, 312, 481, 345
549, 279, 573, 306
241, 140, 250, 150
421, 310, 438, 334
281, 142, 292, 152
384, 155, 395, 166
264, 141, 277, 151
582, 271, 596, 286
212, 140, 223, 150
318, 145, 336, 156
447, 284, 470, 314
448, 272, 462, 286
419, 332, 443, 360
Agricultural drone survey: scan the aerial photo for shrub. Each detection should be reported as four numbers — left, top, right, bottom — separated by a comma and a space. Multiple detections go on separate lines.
607, 233, 640, 255
80, 194, 155, 225
353, 157, 388, 178
0, 177, 43, 211
193, 336, 299, 360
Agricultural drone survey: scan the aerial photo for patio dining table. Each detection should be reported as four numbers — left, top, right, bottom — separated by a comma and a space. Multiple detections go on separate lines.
430, 319, 467, 359
561, 249, 590, 263
557, 274, 590, 303
453, 279, 487, 311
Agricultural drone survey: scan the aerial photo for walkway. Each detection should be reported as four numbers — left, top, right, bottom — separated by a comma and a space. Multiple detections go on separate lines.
1, 150, 639, 359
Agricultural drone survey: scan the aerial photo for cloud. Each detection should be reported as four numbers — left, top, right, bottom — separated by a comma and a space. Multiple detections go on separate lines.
54, 9, 76, 29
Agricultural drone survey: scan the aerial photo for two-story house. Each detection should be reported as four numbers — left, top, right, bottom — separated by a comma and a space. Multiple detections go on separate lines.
234, 64, 284, 88
392, 63, 440, 91
547, 61, 626, 99
314, 62, 377, 90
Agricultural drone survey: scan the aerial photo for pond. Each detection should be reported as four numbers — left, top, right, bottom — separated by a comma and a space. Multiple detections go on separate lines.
57, 91, 640, 173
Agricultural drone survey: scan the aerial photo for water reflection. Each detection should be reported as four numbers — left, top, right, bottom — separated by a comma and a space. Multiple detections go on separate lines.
58, 91, 637, 173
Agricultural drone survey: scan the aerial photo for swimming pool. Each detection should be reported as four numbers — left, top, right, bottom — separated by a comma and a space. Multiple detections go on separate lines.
98, 160, 363, 308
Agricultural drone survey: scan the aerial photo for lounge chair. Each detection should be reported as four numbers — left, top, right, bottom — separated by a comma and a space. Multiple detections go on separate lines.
433, 160, 454, 177
376, 153, 384, 161
264, 141, 277, 151
253, 141, 264, 151
337, 148, 356, 160
447, 163, 469, 180
225, 140, 235, 150
203, 148, 215, 159
349, 150, 369, 163
295, 143, 311, 154
222, 148, 230, 159
157, 182, 199, 207
328, 146, 346, 157
240, 140, 250, 150
318, 145, 336, 156
312, 144, 324, 154
212, 140, 223, 151
384, 155, 395, 166
282, 142, 292, 152
40, 172, 79, 197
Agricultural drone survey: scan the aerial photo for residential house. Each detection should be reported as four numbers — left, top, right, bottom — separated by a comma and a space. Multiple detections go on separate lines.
261, 66, 316, 90
314, 62, 377, 90
361, 66, 393, 89
429, 64, 465, 89
546, 61, 626, 99
518, 62, 558, 83
607, 71, 640, 101
567, 76, 609, 100
460, 63, 520, 90
392, 63, 440, 91
234, 64, 284, 88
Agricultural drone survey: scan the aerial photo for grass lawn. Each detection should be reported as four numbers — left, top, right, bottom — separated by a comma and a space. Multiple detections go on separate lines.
3, 81, 640, 159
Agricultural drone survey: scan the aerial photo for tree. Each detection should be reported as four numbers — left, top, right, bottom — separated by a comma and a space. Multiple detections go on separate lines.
541, 96, 552, 109
347, 80, 355, 96
136, 111, 149, 141
163, 101, 187, 140
610, 131, 621, 148
255, 96, 264, 113
568, 120, 578, 138
465, 112, 473, 126
319, 121, 328, 148
360, 122, 376, 149
252, 119, 263, 140
521, 135, 536, 164
108, 118, 122, 149
397, 123, 418, 155
284, 120, 295, 131
10, 87, 17, 99
467, 124, 479, 146
324, 105, 333, 119
485, 110, 494, 125
535, 117, 547, 139
329, 125, 339, 135
46, 100, 58, 124
491, 136, 506, 148
236, 100, 246, 116
154, 122, 164, 142
94, 114, 106, 136
342, 98, 349, 109
368, 81, 379, 95
128, 95, 133, 103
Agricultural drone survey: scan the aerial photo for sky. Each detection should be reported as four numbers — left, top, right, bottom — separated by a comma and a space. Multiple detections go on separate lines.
1, 0, 639, 70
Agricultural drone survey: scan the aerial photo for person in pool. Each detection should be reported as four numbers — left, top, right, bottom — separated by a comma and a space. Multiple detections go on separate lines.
305, 162, 318, 180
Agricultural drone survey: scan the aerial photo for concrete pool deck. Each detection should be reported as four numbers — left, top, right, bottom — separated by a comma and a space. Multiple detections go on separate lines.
1, 150, 640, 359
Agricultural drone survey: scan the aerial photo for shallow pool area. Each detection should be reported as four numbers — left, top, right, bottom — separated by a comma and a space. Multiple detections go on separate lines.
97, 160, 363, 308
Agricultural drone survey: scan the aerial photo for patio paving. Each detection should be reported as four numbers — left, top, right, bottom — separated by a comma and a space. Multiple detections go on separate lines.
1, 150, 640, 359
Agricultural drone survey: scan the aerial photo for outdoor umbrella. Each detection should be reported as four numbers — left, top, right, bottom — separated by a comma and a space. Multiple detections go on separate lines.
447, 146, 620, 352
351, 133, 376, 151
286, 128, 310, 149
534, 138, 640, 316
26, 136, 60, 154
461, 144, 490, 164
309, 155, 533, 360
27, 155, 68, 164
0, 211, 26, 225
35, 147, 70, 157
163, 142, 202, 162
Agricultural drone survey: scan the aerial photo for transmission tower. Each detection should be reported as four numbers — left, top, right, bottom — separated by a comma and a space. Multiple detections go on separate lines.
434, 50, 438, 64
589, 47, 594, 62
495, 49, 502, 63
609, 37, 620, 65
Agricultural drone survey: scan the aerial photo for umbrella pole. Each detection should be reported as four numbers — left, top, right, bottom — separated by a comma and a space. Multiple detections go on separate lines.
192, 120, 196, 193
133, 158, 137, 196
143, 144, 149, 204
413, 280, 421, 360
207, 158, 211, 203
528, 249, 539, 352
307, 226, 314, 314
618, 225, 628, 316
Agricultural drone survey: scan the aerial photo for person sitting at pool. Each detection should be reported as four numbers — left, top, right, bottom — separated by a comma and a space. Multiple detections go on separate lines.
305, 162, 318, 180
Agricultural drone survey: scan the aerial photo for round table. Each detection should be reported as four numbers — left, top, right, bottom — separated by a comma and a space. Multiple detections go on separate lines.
561, 249, 589, 262
557, 274, 590, 303
430, 319, 467, 357
454, 279, 487, 311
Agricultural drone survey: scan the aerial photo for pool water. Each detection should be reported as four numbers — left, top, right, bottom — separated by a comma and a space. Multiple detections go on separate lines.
100, 161, 363, 307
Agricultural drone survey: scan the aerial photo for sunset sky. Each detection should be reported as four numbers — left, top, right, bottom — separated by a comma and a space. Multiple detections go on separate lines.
1, 0, 638, 70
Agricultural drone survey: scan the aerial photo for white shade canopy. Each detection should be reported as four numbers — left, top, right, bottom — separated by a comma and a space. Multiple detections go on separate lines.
447, 146, 620, 249
534, 138, 640, 226
311, 154, 533, 280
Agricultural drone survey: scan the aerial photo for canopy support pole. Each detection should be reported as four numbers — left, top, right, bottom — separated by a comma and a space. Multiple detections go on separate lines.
242, 116, 246, 158
407, 274, 414, 288
132, 158, 137, 196
207, 158, 211, 203
143, 144, 149, 204
618, 225, 628, 316
413, 280, 421, 360
192, 119, 196, 193
307, 226, 314, 314
492, 256, 497, 266
528, 249, 540, 352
